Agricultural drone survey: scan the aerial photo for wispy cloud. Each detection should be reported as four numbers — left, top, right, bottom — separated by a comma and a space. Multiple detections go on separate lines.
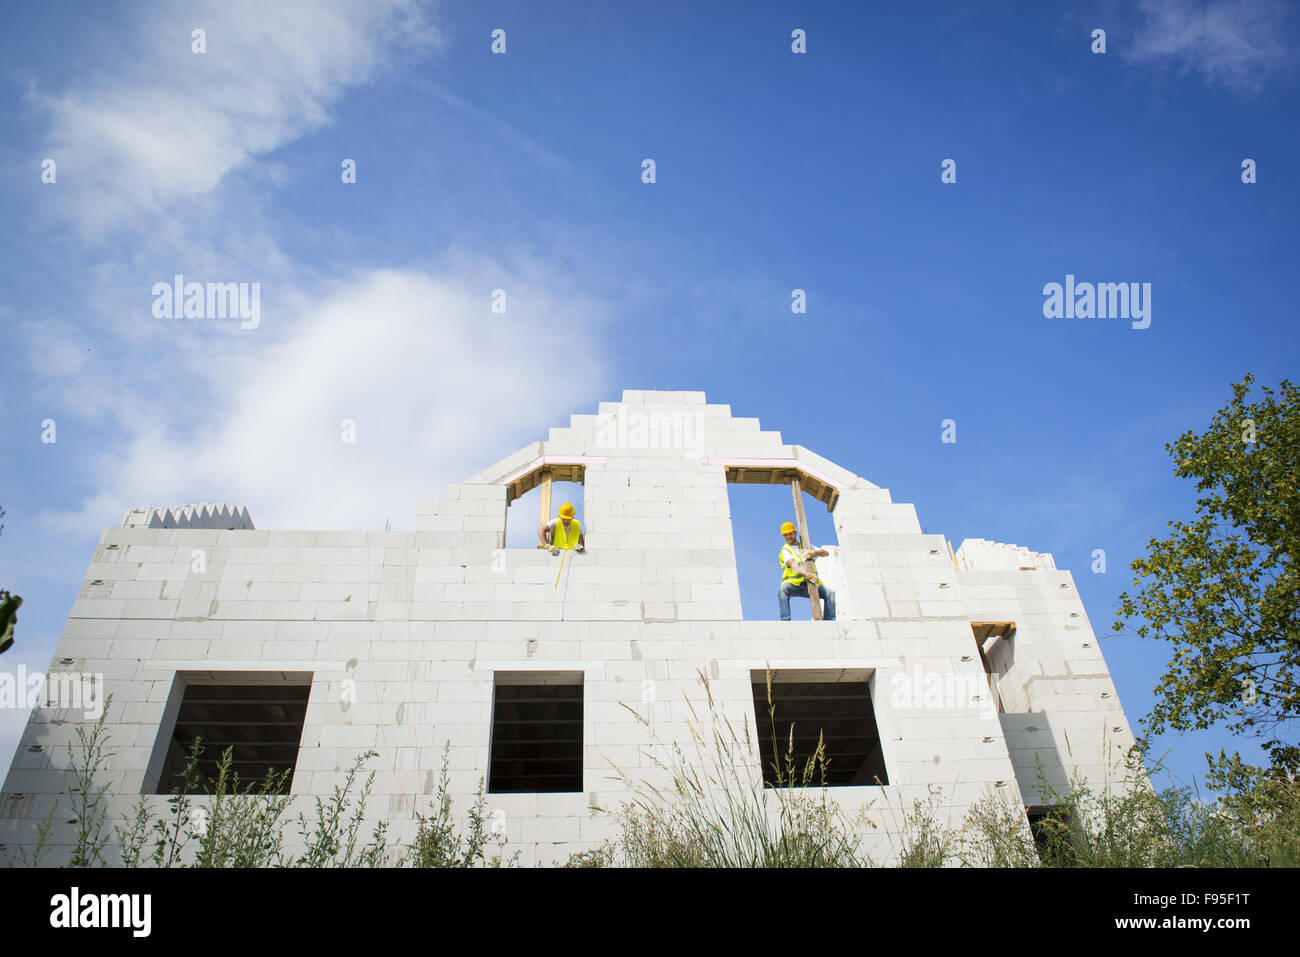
18, 0, 617, 537
419, 83, 575, 174
32, 0, 440, 238
34, 257, 611, 534
1126, 0, 1293, 94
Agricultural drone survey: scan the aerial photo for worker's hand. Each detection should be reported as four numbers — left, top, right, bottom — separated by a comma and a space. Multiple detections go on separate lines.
575, 544, 584, 552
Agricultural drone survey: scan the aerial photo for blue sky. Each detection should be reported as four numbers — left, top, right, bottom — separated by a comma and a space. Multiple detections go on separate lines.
1, 0, 1297, 794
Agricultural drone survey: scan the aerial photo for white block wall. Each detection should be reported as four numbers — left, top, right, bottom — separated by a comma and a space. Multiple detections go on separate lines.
0, 390, 1140, 866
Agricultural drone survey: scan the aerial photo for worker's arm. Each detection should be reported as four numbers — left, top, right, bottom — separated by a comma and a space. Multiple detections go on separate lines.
537, 522, 552, 547
577, 531, 585, 549
786, 557, 818, 583
789, 546, 823, 583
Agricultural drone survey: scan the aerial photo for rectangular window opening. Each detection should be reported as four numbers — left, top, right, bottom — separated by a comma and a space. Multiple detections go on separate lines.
489, 671, 584, 793
726, 474, 839, 621
149, 673, 312, 795
972, 622, 1017, 714
504, 465, 585, 550
750, 668, 887, 787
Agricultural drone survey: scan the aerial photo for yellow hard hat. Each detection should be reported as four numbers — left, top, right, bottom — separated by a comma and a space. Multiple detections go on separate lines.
780, 521, 796, 534
559, 502, 576, 519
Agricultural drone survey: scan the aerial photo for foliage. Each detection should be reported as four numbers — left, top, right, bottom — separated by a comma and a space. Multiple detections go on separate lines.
1, 505, 19, 655
292, 750, 389, 867
0, 589, 20, 655
65, 696, 115, 866
403, 743, 515, 867
4, 702, 505, 867
1115, 375, 1300, 776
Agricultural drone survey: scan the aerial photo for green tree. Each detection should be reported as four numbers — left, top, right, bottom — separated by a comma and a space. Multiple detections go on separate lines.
1116, 375, 1299, 782
0, 504, 18, 654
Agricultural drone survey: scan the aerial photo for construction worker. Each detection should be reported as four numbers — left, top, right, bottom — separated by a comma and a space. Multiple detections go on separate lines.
539, 502, 584, 555
778, 521, 835, 621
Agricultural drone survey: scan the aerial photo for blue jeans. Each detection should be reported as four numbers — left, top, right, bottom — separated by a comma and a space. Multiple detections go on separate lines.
778, 581, 835, 621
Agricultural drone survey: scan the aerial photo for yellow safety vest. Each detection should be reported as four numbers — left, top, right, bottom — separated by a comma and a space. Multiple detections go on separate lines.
779, 542, 813, 585
552, 517, 581, 550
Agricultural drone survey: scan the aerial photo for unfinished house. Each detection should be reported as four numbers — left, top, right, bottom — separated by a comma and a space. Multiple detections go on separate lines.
0, 390, 1141, 865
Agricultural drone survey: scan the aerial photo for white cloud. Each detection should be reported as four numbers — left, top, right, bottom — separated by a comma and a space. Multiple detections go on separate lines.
18, 0, 618, 537
1127, 0, 1292, 94
34, 0, 440, 237
38, 258, 610, 533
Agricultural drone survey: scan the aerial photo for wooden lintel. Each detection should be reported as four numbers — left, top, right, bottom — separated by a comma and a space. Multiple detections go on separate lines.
504, 462, 587, 505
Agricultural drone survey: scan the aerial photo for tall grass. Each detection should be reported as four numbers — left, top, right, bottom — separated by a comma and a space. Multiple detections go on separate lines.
572, 674, 1300, 867
569, 669, 871, 867
2, 700, 510, 868
6, 685, 1297, 867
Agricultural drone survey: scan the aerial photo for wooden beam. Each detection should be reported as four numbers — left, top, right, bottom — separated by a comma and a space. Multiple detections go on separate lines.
973, 637, 1005, 715
790, 476, 823, 621
538, 469, 553, 542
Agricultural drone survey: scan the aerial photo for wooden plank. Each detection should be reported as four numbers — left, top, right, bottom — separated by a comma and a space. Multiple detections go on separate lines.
790, 476, 822, 621
508, 463, 588, 505
538, 469, 553, 544
974, 639, 1006, 715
